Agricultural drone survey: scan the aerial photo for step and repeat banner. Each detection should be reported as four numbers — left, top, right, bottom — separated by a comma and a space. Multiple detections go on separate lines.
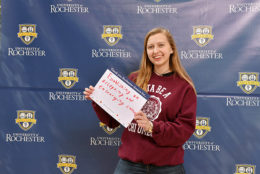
0, 0, 260, 174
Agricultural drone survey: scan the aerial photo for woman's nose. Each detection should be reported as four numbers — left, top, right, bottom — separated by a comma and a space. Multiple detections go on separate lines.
153, 46, 159, 53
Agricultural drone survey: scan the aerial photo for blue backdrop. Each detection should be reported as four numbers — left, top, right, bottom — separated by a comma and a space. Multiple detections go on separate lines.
1, 0, 260, 174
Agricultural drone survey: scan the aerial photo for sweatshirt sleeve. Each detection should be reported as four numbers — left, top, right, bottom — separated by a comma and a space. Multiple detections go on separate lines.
151, 86, 197, 147
91, 101, 120, 128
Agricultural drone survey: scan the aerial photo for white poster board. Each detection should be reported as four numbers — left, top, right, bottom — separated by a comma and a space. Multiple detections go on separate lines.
90, 68, 149, 127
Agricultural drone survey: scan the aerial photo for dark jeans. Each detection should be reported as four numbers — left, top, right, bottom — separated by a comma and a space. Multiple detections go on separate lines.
114, 159, 186, 174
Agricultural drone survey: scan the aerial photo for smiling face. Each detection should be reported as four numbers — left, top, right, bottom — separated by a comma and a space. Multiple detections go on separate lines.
146, 33, 173, 73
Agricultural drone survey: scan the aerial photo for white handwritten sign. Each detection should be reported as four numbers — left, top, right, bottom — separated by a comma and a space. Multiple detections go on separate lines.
90, 68, 149, 128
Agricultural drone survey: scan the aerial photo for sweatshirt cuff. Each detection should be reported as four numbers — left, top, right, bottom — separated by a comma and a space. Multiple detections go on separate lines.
152, 121, 160, 134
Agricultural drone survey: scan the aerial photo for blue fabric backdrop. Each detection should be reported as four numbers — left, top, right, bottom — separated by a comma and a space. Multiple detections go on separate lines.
1, 0, 260, 173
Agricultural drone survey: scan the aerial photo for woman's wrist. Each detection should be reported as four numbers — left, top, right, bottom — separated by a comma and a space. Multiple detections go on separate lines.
147, 121, 153, 133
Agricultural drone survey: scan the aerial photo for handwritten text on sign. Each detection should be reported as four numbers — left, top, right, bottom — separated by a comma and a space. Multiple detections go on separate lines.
90, 69, 148, 127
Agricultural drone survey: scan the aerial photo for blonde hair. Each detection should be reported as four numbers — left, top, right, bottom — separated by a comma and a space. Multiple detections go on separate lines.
135, 27, 196, 93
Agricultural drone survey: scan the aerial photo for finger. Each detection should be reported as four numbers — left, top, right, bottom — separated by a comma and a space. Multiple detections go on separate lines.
135, 111, 144, 116
134, 115, 144, 121
137, 119, 150, 125
84, 86, 94, 91
83, 88, 93, 100
136, 119, 147, 125
136, 123, 149, 131
85, 96, 92, 100
134, 113, 145, 120
85, 88, 92, 92
85, 89, 94, 95
83, 90, 91, 96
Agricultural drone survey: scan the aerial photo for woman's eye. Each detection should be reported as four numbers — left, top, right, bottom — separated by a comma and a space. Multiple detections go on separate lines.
147, 45, 153, 49
159, 44, 164, 47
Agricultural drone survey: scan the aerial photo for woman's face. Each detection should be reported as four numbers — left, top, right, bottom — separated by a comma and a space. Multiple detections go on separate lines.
146, 33, 173, 71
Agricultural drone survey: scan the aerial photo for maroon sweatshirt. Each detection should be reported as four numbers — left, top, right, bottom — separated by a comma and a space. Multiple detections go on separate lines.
92, 72, 197, 166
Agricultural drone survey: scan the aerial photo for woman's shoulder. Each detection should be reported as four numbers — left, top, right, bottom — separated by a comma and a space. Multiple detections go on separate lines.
174, 73, 193, 88
174, 73, 196, 94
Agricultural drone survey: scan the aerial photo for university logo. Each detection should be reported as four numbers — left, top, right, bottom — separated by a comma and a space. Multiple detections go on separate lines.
237, 72, 260, 94
99, 122, 120, 135
234, 164, 255, 174
57, 155, 77, 174
58, 68, 79, 89
101, 25, 123, 46
191, 25, 214, 47
15, 110, 37, 131
141, 95, 162, 121
193, 117, 211, 139
17, 24, 38, 45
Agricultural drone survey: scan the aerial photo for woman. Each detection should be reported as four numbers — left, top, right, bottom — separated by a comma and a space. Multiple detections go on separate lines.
84, 27, 197, 174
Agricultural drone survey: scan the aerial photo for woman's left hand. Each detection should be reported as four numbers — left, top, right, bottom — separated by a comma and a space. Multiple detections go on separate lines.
134, 111, 152, 132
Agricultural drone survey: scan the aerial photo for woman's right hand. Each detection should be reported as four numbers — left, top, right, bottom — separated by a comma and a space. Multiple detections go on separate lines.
83, 85, 95, 100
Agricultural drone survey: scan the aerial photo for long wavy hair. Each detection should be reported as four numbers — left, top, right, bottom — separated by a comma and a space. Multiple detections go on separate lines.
135, 27, 196, 93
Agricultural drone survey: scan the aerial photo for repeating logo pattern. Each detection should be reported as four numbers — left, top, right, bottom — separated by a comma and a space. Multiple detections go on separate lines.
15, 110, 37, 131
237, 72, 260, 94
193, 117, 211, 139
17, 24, 38, 45
58, 68, 79, 89
191, 25, 214, 47
57, 155, 77, 174
99, 122, 120, 135
234, 164, 255, 174
101, 25, 123, 46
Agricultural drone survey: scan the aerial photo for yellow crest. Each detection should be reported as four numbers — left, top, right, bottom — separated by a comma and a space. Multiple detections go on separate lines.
193, 117, 211, 139
191, 25, 214, 47
15, 110, 37, 131
99, 122, 120, 135
234, 164, 255, 174
58, 68, 79, 89
57, 155, 77, 174
17, 24, 38, 45
237, 72, 260, 94
101, 25, 123, 46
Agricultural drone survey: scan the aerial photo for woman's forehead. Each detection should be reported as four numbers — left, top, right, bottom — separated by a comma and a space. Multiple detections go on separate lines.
147, 33, 168, 44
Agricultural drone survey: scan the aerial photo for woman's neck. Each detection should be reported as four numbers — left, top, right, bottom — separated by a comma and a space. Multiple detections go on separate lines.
154, 67, 171, 76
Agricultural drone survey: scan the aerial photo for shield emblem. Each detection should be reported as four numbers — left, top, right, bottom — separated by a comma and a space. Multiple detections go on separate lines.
58, 68, 79, 89
237, 72, 260, 94
193, 117, 211, 139
191, 26, 214, 47
101, 25, 123, 46
15, 110, 37, 131
99, 122, 120, 135
17, 24, 38, 45
234, 164, 255, 174
57, 155, 77, 174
